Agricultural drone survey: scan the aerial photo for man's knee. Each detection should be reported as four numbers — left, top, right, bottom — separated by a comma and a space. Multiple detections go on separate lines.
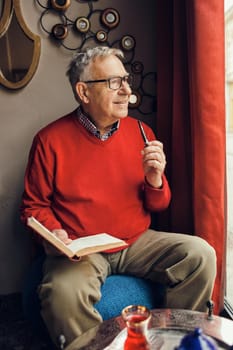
164, 235, 216, 286
181, 235, 216, 279
39, 272, 102, 314
39, 278, 76, 315
186, 236, 216, 263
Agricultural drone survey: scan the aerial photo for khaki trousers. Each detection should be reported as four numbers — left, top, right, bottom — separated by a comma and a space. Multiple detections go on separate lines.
38, 229, 216, 349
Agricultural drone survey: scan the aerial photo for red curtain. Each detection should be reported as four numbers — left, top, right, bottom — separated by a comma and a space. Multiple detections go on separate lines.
155, 0, 226, 314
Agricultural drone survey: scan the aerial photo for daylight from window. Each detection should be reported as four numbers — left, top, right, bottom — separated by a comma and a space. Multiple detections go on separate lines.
225, 0, 233, 308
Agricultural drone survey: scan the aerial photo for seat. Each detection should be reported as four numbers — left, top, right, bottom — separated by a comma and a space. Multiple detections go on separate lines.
22, 254, 165, 341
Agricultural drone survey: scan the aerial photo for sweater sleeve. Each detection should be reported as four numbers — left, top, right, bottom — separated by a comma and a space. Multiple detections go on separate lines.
20, 134, 63, 232
140, 123, 171, 211
144, 174, 171, 212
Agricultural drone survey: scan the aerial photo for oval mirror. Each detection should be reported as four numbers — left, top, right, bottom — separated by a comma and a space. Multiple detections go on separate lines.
0, 0, 41, 89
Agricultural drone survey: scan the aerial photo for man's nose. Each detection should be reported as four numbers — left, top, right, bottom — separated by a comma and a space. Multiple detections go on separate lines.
120, 81, 132, 94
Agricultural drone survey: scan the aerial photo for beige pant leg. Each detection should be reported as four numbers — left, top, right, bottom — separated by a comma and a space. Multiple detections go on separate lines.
116, 229, 217, 312
38, 253, 109, 348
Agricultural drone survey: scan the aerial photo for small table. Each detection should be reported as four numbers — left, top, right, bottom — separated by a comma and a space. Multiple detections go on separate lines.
66, 309, 233, 350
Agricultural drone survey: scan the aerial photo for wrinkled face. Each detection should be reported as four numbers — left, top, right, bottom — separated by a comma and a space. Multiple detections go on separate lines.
77, 55, 132, 127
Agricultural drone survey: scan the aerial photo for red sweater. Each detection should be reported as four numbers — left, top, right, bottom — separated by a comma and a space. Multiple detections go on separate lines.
21, 111, 171, 248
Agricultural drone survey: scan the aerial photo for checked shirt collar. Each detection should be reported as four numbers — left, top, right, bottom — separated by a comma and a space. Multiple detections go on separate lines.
77, 106, 119, 141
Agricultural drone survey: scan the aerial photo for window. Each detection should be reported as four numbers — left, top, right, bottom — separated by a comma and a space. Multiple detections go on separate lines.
225, 0, 233, 315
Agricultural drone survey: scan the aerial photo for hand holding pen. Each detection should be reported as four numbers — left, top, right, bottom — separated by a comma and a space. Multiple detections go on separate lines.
138, 120, 166, 188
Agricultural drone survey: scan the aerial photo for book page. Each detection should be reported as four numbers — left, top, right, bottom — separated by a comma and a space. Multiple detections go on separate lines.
68, 233, 126, 254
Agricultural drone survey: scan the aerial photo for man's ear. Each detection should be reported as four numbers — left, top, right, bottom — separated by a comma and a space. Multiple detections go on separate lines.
75, 82, 89, 103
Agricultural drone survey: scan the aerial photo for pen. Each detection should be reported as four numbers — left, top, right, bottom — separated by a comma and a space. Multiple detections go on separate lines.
138, 120, 149, 147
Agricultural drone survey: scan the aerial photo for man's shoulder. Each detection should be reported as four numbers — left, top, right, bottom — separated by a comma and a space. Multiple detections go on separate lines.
37, 110, 77, 137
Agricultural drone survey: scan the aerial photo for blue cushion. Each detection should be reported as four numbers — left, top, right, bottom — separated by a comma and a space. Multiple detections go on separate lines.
22, 255, 165, 335
95, 275, 162, 320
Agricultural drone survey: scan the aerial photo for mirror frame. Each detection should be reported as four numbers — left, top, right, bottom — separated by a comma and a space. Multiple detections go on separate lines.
0, 0, 41, 89
0, 0, 13, 36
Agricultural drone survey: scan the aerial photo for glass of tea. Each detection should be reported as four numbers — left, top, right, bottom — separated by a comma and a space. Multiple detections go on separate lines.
122, 305, 151, 350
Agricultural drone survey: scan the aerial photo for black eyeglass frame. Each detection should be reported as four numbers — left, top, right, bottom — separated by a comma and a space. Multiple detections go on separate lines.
83, 74, 133, 90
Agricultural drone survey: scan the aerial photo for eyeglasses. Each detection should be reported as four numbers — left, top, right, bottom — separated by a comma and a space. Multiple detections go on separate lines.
83, 74, 133, 90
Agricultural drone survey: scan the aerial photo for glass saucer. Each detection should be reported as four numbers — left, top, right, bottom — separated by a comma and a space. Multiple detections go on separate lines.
103, 328, 164, 350
103, 327, 229, 350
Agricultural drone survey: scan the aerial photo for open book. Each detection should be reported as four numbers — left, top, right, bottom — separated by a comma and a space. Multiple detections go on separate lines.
27, 216, 128, 259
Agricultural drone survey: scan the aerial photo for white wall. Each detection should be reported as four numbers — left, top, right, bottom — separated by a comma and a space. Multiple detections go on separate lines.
0, 0, 156, 294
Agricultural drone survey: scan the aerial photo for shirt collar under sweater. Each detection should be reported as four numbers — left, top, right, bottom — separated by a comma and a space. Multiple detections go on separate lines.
77, 106, 119, 141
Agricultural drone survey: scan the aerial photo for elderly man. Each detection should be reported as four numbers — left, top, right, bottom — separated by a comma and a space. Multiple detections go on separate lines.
21, 46, 216, 349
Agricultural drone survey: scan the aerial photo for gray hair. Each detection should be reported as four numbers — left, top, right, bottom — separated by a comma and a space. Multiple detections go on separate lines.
66, 46, 124, 99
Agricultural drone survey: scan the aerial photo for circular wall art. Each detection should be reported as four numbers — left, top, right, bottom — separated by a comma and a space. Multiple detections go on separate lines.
129, 91, 142, 108
101, 8, 120, 29
52, 23, 68, 40
50, 0, 71, 11
132, 61, 144, 74
75, 17, 90, 33
121, 35, 136, 51
96, 30, 108, 42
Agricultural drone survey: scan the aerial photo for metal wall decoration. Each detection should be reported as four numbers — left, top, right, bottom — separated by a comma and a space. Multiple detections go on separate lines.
35, 0, 156, 115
